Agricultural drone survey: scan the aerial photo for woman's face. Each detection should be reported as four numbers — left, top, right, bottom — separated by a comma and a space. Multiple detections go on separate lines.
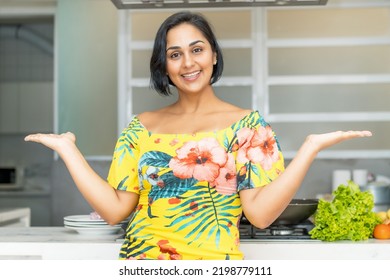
165, 23, 217, 95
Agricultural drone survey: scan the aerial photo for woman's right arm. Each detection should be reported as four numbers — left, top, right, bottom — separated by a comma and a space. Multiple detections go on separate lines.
24, 132, 139, 225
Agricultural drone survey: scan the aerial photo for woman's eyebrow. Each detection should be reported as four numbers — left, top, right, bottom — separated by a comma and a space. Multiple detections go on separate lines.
166, 40, 205, 52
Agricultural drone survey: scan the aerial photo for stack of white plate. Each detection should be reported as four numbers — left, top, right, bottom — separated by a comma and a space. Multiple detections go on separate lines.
64, 215, 128, 235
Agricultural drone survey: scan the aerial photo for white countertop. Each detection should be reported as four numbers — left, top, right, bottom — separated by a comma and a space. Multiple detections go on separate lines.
0, 227, 389, 260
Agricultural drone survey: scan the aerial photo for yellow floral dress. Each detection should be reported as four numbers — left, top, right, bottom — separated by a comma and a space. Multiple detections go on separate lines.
107, 110, 285, 260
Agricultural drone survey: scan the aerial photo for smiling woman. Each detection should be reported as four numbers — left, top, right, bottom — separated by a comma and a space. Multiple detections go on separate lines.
24, 11, 372, 260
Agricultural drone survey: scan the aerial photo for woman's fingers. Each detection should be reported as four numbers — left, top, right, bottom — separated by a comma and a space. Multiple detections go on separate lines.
350, 130, 372, 137
334, 130, 372, 141
24, 133, 47, 142
25, 132, 75, 142
307, 130, 372, 153
24, 132, 76, 152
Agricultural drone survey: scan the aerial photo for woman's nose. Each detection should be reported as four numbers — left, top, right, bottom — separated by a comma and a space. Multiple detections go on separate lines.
183, 53, 194, 67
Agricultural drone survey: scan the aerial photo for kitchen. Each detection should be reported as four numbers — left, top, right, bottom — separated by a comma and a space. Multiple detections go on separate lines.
1, 0, 390, 260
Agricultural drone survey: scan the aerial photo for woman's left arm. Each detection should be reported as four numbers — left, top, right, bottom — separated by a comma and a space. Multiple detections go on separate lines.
240, 130, 372, 229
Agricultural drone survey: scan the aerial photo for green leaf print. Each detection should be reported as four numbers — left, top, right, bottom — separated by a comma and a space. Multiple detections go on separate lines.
231, 110, 263, 131
117, 175, 129, 191
122, 217, 154, 259
116, 139, 135, 163
152, 172, 198, 200
147, 172, 198, 218
139, 150, 199, 218
139, 151, 172, 168
115, 119, 144, 164
165, 185, 240, 248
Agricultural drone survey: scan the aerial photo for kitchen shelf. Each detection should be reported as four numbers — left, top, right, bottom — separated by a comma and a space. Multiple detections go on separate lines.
267, 112, 390, 122
283, 150, 390, 160
267, 36, 390, 48
262, 3, 390, 158
267, 74, 390, 85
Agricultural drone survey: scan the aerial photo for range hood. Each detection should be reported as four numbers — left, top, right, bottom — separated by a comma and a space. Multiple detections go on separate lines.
111, 0, 329, 10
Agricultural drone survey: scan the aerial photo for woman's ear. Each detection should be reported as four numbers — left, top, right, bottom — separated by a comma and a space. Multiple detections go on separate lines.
213, 52, 217, 65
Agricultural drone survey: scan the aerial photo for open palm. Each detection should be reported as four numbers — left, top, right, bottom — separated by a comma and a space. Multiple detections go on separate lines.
24, 132, 76, 153
305, 130, 372, 154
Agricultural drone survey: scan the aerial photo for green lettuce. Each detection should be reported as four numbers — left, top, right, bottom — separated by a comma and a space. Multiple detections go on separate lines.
309, 180, 381, 241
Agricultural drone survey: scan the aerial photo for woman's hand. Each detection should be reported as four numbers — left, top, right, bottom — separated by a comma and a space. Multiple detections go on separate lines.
25, 132, 138, 223
24, 132, 76, 154
241, 129, 372, 229
304, 130, 372, 154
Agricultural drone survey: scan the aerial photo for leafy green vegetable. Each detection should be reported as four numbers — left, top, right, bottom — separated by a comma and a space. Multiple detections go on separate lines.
309, 180, 381, 241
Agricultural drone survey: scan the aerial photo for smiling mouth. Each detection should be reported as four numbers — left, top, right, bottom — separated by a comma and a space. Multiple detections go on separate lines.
182, 71, 201, 79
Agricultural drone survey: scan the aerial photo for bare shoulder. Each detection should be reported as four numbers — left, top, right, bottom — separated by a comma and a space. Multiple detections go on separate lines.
136, 110, 166, 129
220, 105, 253, 122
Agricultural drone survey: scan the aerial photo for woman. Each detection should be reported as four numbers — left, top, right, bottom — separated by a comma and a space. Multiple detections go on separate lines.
25, 11, 372, 260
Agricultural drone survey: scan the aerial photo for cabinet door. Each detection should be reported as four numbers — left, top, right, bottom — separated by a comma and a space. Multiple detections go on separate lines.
19, 82, 53, 133
56, 0, 117, 157
0, 82, 53, 133
0, 83, 19, 133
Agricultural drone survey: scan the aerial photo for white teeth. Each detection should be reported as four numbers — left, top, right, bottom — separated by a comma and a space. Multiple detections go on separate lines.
182, 71, 200, 78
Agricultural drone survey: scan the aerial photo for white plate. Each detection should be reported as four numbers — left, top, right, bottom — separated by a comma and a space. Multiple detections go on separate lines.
64, 215, 130, 224
64, 221, 122, 228
64, 215, 106, 223
64, 220, 110, 226
65, 225, 123, 235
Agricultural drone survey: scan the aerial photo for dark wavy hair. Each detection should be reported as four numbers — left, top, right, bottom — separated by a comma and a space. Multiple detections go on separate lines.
150, 11, 224, 96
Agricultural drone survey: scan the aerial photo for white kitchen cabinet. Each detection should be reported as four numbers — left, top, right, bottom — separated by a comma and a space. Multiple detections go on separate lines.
56, 0, 118, 157
119, 1, 390, 160
0, 82, 53, 134
263, 3, 390, 159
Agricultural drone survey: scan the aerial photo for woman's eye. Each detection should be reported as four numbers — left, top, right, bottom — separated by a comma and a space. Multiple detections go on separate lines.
170, 52, 180, 59
193, 47, 203, 53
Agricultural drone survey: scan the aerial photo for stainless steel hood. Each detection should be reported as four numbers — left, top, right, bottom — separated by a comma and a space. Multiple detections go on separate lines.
111, 0, 329, 10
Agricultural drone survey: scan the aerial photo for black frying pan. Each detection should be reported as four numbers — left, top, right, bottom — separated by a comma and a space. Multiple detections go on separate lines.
271, 198, 319, 226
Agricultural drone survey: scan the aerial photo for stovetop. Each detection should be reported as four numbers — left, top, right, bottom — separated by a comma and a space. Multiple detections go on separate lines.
239, 217, 315, 240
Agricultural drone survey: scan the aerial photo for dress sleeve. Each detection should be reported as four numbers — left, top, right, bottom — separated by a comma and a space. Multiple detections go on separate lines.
107, 117, 145, 194
235, 111, 285, 191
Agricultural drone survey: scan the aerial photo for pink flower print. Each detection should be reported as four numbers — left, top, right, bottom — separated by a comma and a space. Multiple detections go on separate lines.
157, 240, 182, 260
211, 153, 237, 195
169, 138, 227, 182
236, 127, 255, 163
236, 126, 279, 170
